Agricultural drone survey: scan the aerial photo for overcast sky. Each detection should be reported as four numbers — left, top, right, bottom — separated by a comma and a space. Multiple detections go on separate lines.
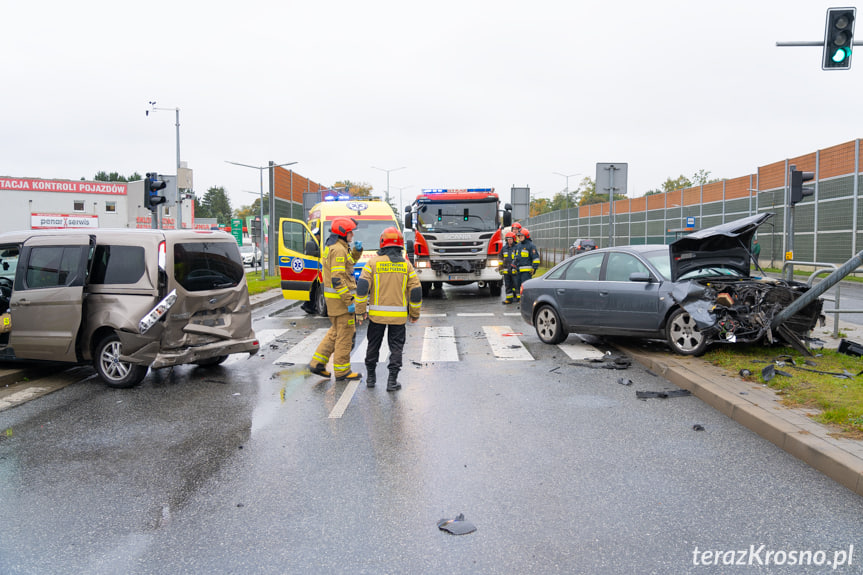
2, 1, 859, 211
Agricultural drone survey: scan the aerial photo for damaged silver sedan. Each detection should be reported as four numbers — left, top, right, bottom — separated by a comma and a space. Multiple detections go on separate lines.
520, 213, 824, 355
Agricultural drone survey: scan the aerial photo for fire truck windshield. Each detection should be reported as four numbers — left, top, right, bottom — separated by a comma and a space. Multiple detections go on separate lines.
416, 201, 498, 233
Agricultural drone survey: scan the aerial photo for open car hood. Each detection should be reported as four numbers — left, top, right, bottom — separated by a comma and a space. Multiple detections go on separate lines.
669, 213, 772, 281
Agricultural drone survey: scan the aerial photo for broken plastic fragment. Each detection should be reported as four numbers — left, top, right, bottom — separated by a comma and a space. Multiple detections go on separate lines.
693, 424, 705, 431
635, 389, 692, 399
437, 513, 477, 535
739, 369, 751, 377
617, 378, 633, 386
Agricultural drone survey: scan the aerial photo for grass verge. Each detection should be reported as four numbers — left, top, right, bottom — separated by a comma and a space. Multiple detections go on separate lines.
245, 270, 281, 296
704, 345, 863, 438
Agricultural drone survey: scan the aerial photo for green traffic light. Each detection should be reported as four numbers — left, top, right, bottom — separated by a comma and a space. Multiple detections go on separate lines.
832, 47, 851, 63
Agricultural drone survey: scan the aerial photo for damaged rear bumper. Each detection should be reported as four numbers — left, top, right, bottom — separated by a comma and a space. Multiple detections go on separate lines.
117, 330, 259, 368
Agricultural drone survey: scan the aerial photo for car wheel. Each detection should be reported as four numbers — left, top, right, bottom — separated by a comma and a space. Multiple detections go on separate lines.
489, 281, 502, 296
194, 355, 229, 366
93, 333, 148, 388
534, 304, 568, 344
665, 308, 708, 356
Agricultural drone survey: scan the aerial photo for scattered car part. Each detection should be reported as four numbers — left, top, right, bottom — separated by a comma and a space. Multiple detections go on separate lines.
437, 513, 476, 535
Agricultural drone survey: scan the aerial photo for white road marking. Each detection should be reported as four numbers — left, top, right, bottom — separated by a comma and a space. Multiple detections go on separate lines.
421, 326, 459, 362
557, 340, 606, 360
328, 379, 360, 419
422, 313, 448, 317
483, 325, 533, 360
272, 328, 330, 366
223, 328, 286, 365
458, 312, 495, 317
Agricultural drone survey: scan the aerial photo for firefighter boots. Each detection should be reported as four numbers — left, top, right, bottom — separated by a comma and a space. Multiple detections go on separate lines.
386, 371, 401, 392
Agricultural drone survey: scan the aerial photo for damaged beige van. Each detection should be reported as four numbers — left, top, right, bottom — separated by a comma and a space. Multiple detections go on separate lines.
0, 229, 259, 388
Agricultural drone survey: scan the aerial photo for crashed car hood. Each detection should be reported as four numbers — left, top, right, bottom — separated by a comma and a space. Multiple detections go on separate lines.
669, 212, 772, 281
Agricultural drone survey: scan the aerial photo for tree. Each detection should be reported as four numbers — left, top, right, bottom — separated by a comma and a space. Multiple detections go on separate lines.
334, 180, 374, 197
644, 175, 694, 196
86, 171, 143, 182
199, 186, 232, 225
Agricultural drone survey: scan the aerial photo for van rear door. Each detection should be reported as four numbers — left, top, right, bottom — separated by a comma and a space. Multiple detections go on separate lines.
9, 234, 92, 362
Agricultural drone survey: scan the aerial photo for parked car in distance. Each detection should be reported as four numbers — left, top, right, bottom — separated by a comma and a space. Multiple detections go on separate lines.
520, 213, 823, 356
569, 238, 597, 256
240, 245, 262, 266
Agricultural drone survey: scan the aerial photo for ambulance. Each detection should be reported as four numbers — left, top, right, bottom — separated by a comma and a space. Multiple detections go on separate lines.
278, 194, 401, 315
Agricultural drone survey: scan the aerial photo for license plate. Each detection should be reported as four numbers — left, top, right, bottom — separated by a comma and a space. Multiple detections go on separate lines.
448, 274, 472, 280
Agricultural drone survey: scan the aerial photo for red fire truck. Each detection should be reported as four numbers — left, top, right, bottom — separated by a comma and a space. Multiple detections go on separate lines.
403, 188, 512, 296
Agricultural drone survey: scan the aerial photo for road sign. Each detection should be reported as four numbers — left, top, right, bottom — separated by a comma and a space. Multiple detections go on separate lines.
231, 218, 243, 245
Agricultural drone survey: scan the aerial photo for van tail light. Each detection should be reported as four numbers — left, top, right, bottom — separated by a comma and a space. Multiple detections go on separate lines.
158, 241, 167, 272
139, 289, 177, 333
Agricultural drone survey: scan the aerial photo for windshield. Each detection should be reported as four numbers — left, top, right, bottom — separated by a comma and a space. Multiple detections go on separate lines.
643, 249, 672, 280
352, 219, 399, 251
415, 200, 498, 233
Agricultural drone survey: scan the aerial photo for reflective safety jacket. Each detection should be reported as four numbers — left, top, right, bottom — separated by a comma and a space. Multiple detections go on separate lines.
322, 235, 357, 317
499, 241, 516, 275
355, 248, 422, 325
514, 238, 540, 274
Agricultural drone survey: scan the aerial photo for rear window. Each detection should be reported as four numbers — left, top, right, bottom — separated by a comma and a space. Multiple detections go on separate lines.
173, 241, 244, 292
89, 245, 146, 284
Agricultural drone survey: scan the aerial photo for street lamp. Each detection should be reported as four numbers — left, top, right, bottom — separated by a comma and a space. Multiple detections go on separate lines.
226, 160, 297, 280
371, 165, 406, 204
392, 185, 413, 216
147, 102, 183, 229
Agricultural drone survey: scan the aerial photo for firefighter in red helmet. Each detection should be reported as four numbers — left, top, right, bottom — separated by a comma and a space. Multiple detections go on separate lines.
308, 217, 363, 381
355, 227, 422, 391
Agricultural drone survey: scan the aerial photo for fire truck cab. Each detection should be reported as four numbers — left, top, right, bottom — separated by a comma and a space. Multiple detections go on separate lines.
404, 188, 512, 296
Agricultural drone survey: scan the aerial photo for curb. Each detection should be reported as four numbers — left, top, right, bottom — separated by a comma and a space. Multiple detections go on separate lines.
621, 345, 863, 497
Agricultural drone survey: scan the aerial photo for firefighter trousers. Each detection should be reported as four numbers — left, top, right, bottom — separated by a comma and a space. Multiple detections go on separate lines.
364, 320, 406, 377
502, 273, 515, 302
311, 313, 356, 377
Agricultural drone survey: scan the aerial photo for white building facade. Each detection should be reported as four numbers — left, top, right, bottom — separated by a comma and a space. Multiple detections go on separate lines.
0, 176, 197, 232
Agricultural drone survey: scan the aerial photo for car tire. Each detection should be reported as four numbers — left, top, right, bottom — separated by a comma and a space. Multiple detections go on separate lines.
489, 281, 502, 296
421, 282, 431, 297
93, 333, 149, 388
534, 304, 568, 345
665, 308, 708, 356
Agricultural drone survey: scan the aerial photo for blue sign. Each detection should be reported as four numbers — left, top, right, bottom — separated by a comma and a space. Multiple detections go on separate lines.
686, 216, 696, 228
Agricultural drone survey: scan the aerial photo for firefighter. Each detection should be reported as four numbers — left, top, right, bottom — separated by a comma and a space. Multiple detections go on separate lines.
499, 231, 517, 304
513, 227, 540, 301
308, 217, 362, 381
355, 227, 422, 391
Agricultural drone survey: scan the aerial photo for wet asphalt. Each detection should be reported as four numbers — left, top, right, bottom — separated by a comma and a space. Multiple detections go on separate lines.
1, 285, 863, 574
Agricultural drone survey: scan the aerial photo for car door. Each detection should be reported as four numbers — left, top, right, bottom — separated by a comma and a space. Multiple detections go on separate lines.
556, 252, 607, 330
597, 251, 663, 333
278, 218, 320, 301
7, 234, 92, 362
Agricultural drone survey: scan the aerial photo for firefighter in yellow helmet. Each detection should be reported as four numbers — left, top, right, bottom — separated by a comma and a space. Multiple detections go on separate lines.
355, 227, 422, 391
309, 217, 362, 381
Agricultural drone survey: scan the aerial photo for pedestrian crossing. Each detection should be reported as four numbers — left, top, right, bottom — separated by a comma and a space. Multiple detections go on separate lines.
250, 324, 605, 367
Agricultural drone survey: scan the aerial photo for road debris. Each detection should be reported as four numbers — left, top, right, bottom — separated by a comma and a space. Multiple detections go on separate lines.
617, 378, 633, 386
838, 339, 863, 357
636, 389, 692, 399
693, 424, 705, 431
437, 513, 476, 535
570, 355, 631, 370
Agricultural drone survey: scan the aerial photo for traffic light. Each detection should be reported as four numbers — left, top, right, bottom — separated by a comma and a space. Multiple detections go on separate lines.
823, 7, 855, 70
790, 169, 815, 205
145, 172, 167, 210
250, 217, 261, 241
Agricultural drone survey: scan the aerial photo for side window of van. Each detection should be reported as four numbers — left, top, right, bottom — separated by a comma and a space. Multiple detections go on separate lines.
89, 245, 146, 284
24, 247, 82, 289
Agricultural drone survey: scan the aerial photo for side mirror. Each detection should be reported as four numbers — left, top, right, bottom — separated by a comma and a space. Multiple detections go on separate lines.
503, 211, 512, 227
403, 214, 413, 229
406, 239, 415, 253
504, 203, 512, 211
629, 272, 653, 283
